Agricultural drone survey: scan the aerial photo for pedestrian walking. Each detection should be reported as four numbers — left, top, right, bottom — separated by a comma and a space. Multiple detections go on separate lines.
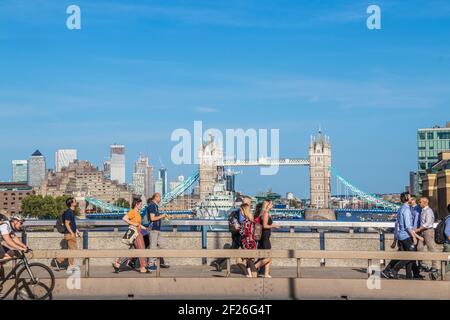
212, 196, 252, 274
255, 199, 280, 278
54, 197, 81, 271
146, 193, 170, 271
382, 192, 423, 279
113, 198, 150, 274
429, 204, 450, 280
415, 197, 439, 273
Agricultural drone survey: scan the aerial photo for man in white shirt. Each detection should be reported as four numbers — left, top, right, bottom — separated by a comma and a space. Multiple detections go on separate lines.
415, 197, 439, 273
0, 215, 29, 284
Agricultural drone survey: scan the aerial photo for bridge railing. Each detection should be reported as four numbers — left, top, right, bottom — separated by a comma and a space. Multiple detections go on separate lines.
31, 249, 449, 280
20, 220, 413, 256
24, 219, 399, 230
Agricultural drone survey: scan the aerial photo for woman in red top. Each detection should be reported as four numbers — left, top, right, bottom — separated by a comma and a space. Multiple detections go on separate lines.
240, 203, 258, 277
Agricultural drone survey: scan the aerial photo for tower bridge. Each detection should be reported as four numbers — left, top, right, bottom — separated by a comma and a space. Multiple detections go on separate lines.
84, 129, 400, 215
198, 129, 332, 210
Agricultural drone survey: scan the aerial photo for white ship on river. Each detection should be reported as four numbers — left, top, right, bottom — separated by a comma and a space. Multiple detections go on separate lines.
194, 182, 235, 219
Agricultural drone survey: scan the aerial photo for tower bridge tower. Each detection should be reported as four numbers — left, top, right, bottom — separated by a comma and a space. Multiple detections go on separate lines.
198, 134, 223, 201
309, 129, 331, 209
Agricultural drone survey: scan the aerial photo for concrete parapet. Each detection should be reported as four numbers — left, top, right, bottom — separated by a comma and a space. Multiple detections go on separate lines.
48, 277, 450, 300
22, 230, 414, 268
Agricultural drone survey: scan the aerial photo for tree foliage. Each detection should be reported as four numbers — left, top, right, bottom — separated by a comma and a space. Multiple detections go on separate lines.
22, 195, 81, 219
114, 198, 130, 209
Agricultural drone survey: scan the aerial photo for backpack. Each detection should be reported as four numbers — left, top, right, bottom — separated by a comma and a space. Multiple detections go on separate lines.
141, 207, 150, 227
228, 209, 241, 233
435, 216, 450, 244
55, 214, 66, 234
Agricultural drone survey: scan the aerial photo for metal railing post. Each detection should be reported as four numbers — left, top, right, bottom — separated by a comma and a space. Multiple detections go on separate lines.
319, 231, 325, 266
379, 230, 385, 267
82, 230, 89, 249
21, 230, 27, 246
201, 226, 207, 265
297, 258, 301, 278
156, 258, 161, 277
367, 259, 372, 278
82, 231, 89, 277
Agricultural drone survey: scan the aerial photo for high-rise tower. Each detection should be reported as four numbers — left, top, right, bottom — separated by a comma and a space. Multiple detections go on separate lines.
55, 149, 77, 172
110, 144, 125, 184
132, 155, 154, 198
309, 129, 331, 209
28, 150, 46, 188
12, 160, 28, 183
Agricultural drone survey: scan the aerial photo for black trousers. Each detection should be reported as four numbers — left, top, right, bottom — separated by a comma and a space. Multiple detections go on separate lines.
215, 233, 242, 266
391, 238, 419, 278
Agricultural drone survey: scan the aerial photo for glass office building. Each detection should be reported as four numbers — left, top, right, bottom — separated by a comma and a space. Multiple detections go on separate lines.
158, 168, 168, 196
12, 160, 28, 183
417, 122, 450, 191
418, 122, 450, 173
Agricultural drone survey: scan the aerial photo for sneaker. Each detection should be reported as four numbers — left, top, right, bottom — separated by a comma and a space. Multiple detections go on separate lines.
212, 261, 222, 272
112, 263, 120, 273
413, 274, 425, 280
389, 269, 400, 279
67, 265, 79, 273
147, 265, 158, 271
51, 259, 63, 271
429, 272, 439, 281
418, 265, 430, 272
381, 269, 393, 279
160, 263, 170, 269
428, 268, 438, 274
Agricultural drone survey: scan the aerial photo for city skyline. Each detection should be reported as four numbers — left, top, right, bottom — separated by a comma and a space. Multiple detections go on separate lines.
1, 0, 450, 197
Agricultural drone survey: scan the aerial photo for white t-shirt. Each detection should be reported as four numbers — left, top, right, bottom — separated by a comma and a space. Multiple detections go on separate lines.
0, 221, 14, 242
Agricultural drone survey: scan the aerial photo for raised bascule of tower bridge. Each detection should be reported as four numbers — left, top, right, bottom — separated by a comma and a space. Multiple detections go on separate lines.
197, 130, 332, 212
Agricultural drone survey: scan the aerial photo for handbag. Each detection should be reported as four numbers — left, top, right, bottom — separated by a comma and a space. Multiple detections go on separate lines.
121, 225, 139, 245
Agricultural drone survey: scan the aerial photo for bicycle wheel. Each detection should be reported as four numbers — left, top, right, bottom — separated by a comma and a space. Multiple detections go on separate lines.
14, 282, 52, 300
14, 263, 55, 300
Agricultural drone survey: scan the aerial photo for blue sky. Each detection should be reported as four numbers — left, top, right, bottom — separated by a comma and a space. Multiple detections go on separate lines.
1, 0, 449, 197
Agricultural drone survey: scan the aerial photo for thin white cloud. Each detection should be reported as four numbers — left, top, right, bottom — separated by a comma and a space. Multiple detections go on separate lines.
196, 106, 219, 113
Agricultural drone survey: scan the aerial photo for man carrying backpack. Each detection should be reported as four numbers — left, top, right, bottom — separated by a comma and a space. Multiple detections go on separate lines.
54, 197, 81, 272
429, 204, 450, 280
212, 196, 252, 273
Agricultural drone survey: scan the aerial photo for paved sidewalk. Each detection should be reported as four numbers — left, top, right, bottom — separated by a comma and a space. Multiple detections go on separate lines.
49, 264, 447, 280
